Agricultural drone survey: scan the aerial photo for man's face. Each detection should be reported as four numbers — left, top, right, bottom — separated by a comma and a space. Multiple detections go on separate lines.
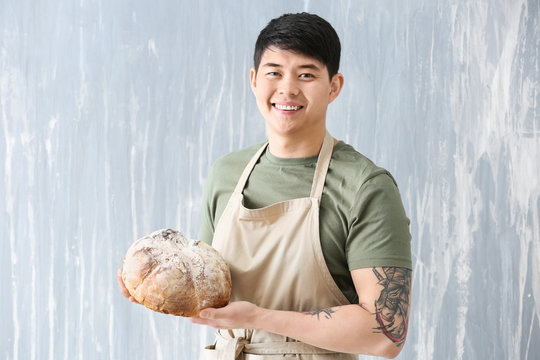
250, 47, 343, 139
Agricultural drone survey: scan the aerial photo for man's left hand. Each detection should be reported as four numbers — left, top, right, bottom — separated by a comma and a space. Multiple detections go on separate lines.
189, 301, 264, 329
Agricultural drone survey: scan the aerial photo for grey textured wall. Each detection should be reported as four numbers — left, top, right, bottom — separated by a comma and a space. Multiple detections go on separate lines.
1, 0, 539, 359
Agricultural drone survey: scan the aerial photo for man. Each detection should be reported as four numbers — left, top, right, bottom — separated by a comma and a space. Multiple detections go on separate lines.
191, 13, 412, 359
119, 12, 412, 359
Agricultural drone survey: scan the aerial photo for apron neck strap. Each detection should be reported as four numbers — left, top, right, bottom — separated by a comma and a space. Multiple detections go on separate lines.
233, 131, 335, 201
309, 131, 334, 200
233, 142, 269, 195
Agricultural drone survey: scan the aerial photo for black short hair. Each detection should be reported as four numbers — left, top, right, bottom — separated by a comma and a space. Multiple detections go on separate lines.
253, 12, 341, 79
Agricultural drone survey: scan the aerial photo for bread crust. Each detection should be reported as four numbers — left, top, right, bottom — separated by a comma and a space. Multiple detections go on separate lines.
122, 229, 231, 316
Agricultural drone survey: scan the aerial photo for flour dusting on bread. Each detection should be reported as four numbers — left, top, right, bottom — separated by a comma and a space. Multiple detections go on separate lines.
122, 229, 231, 316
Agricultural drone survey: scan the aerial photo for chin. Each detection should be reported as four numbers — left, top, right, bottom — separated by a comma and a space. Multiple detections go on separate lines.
267, 122, 300, 137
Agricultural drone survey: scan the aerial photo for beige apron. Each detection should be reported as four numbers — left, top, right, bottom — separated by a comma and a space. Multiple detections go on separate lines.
204, 132, 357, 360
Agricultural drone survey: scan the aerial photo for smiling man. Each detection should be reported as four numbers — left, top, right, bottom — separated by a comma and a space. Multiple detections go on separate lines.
189, 13, 413, 359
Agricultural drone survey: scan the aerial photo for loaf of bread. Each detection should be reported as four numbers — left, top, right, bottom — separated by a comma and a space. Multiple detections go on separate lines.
122, 228, 231, 316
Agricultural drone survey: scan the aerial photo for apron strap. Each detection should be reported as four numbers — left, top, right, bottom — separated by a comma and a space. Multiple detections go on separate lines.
233, 142, 269, 195
244, 341, 336, 355
206, 332, 346, 358
310, 131, 334, 200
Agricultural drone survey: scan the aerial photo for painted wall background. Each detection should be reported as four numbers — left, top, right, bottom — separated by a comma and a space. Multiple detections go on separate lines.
1, 0, 539, 359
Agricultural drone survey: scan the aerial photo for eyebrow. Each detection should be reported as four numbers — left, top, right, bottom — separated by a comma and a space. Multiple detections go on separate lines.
261, 62, 322, 72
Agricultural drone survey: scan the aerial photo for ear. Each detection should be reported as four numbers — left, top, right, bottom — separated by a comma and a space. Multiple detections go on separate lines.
250, 68, 257, 92
328, 73, 344, 104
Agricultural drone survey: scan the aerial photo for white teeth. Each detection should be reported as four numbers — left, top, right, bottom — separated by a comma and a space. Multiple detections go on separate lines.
274, 104, 302, 111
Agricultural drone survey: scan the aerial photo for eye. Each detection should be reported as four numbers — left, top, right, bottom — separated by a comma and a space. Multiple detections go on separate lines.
266, 71, 280, 77
299, 73, 315, 79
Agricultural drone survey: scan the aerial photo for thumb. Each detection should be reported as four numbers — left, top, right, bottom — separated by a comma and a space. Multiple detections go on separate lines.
199, 308, 216, 319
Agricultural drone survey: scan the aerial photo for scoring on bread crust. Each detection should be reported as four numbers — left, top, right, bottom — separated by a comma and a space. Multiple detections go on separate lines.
122, 229, 231, 316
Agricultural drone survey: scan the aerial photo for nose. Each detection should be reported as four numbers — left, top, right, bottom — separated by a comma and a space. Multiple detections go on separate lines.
278, 76, 299, 96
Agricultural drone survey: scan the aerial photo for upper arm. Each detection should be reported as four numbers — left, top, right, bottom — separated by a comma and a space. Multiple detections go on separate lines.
351, 266, 412, 347
347, 174, 412, 271
198, 162, 220, 245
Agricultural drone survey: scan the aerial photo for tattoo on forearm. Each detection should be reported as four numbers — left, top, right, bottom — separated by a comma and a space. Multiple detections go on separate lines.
302, 308, 335, 320
372, 267, 411, 346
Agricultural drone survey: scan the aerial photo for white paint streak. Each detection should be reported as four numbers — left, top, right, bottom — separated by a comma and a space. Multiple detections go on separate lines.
129, 84, 141, 239
77, 216, 86, 360
1, 54, 20, 360
147, 314, 164, 360
63, 239, 69, 360
452, 152, 477, 360
46, 113, 57, 360
148, 38, 158, 58
28, 199, 37, 360
48, 225, 56, 360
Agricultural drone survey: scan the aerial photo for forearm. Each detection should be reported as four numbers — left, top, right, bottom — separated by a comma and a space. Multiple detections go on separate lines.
254, 304, 401, 358
191, 267, 411, 358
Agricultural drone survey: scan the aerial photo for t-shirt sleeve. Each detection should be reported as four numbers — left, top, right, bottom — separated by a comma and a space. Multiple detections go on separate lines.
198, 165, 217, 246
346, 173, 412, 270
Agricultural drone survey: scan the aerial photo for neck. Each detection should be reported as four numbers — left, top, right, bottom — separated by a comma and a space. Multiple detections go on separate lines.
267, 128, 330, 158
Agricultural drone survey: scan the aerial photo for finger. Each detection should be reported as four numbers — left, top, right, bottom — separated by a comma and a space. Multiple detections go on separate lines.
117, 269, 133, 298
121, 290, 132, 299
199, 309, 209, 319
116, 269, 125, 290
199, 308, 217, 319
190, 316, 210, 326
116, 269, 124, 286
190, 316, 203, 324
190, 316, 220, 329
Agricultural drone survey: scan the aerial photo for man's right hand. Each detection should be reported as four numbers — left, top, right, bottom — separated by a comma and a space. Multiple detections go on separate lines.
117, 268, 140, 304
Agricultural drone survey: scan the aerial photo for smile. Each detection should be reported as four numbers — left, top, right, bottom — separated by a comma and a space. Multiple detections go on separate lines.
273, 103, 303, 111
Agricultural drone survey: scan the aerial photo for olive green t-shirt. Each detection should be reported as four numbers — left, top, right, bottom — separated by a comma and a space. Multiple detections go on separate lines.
199, 141, 412, 304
